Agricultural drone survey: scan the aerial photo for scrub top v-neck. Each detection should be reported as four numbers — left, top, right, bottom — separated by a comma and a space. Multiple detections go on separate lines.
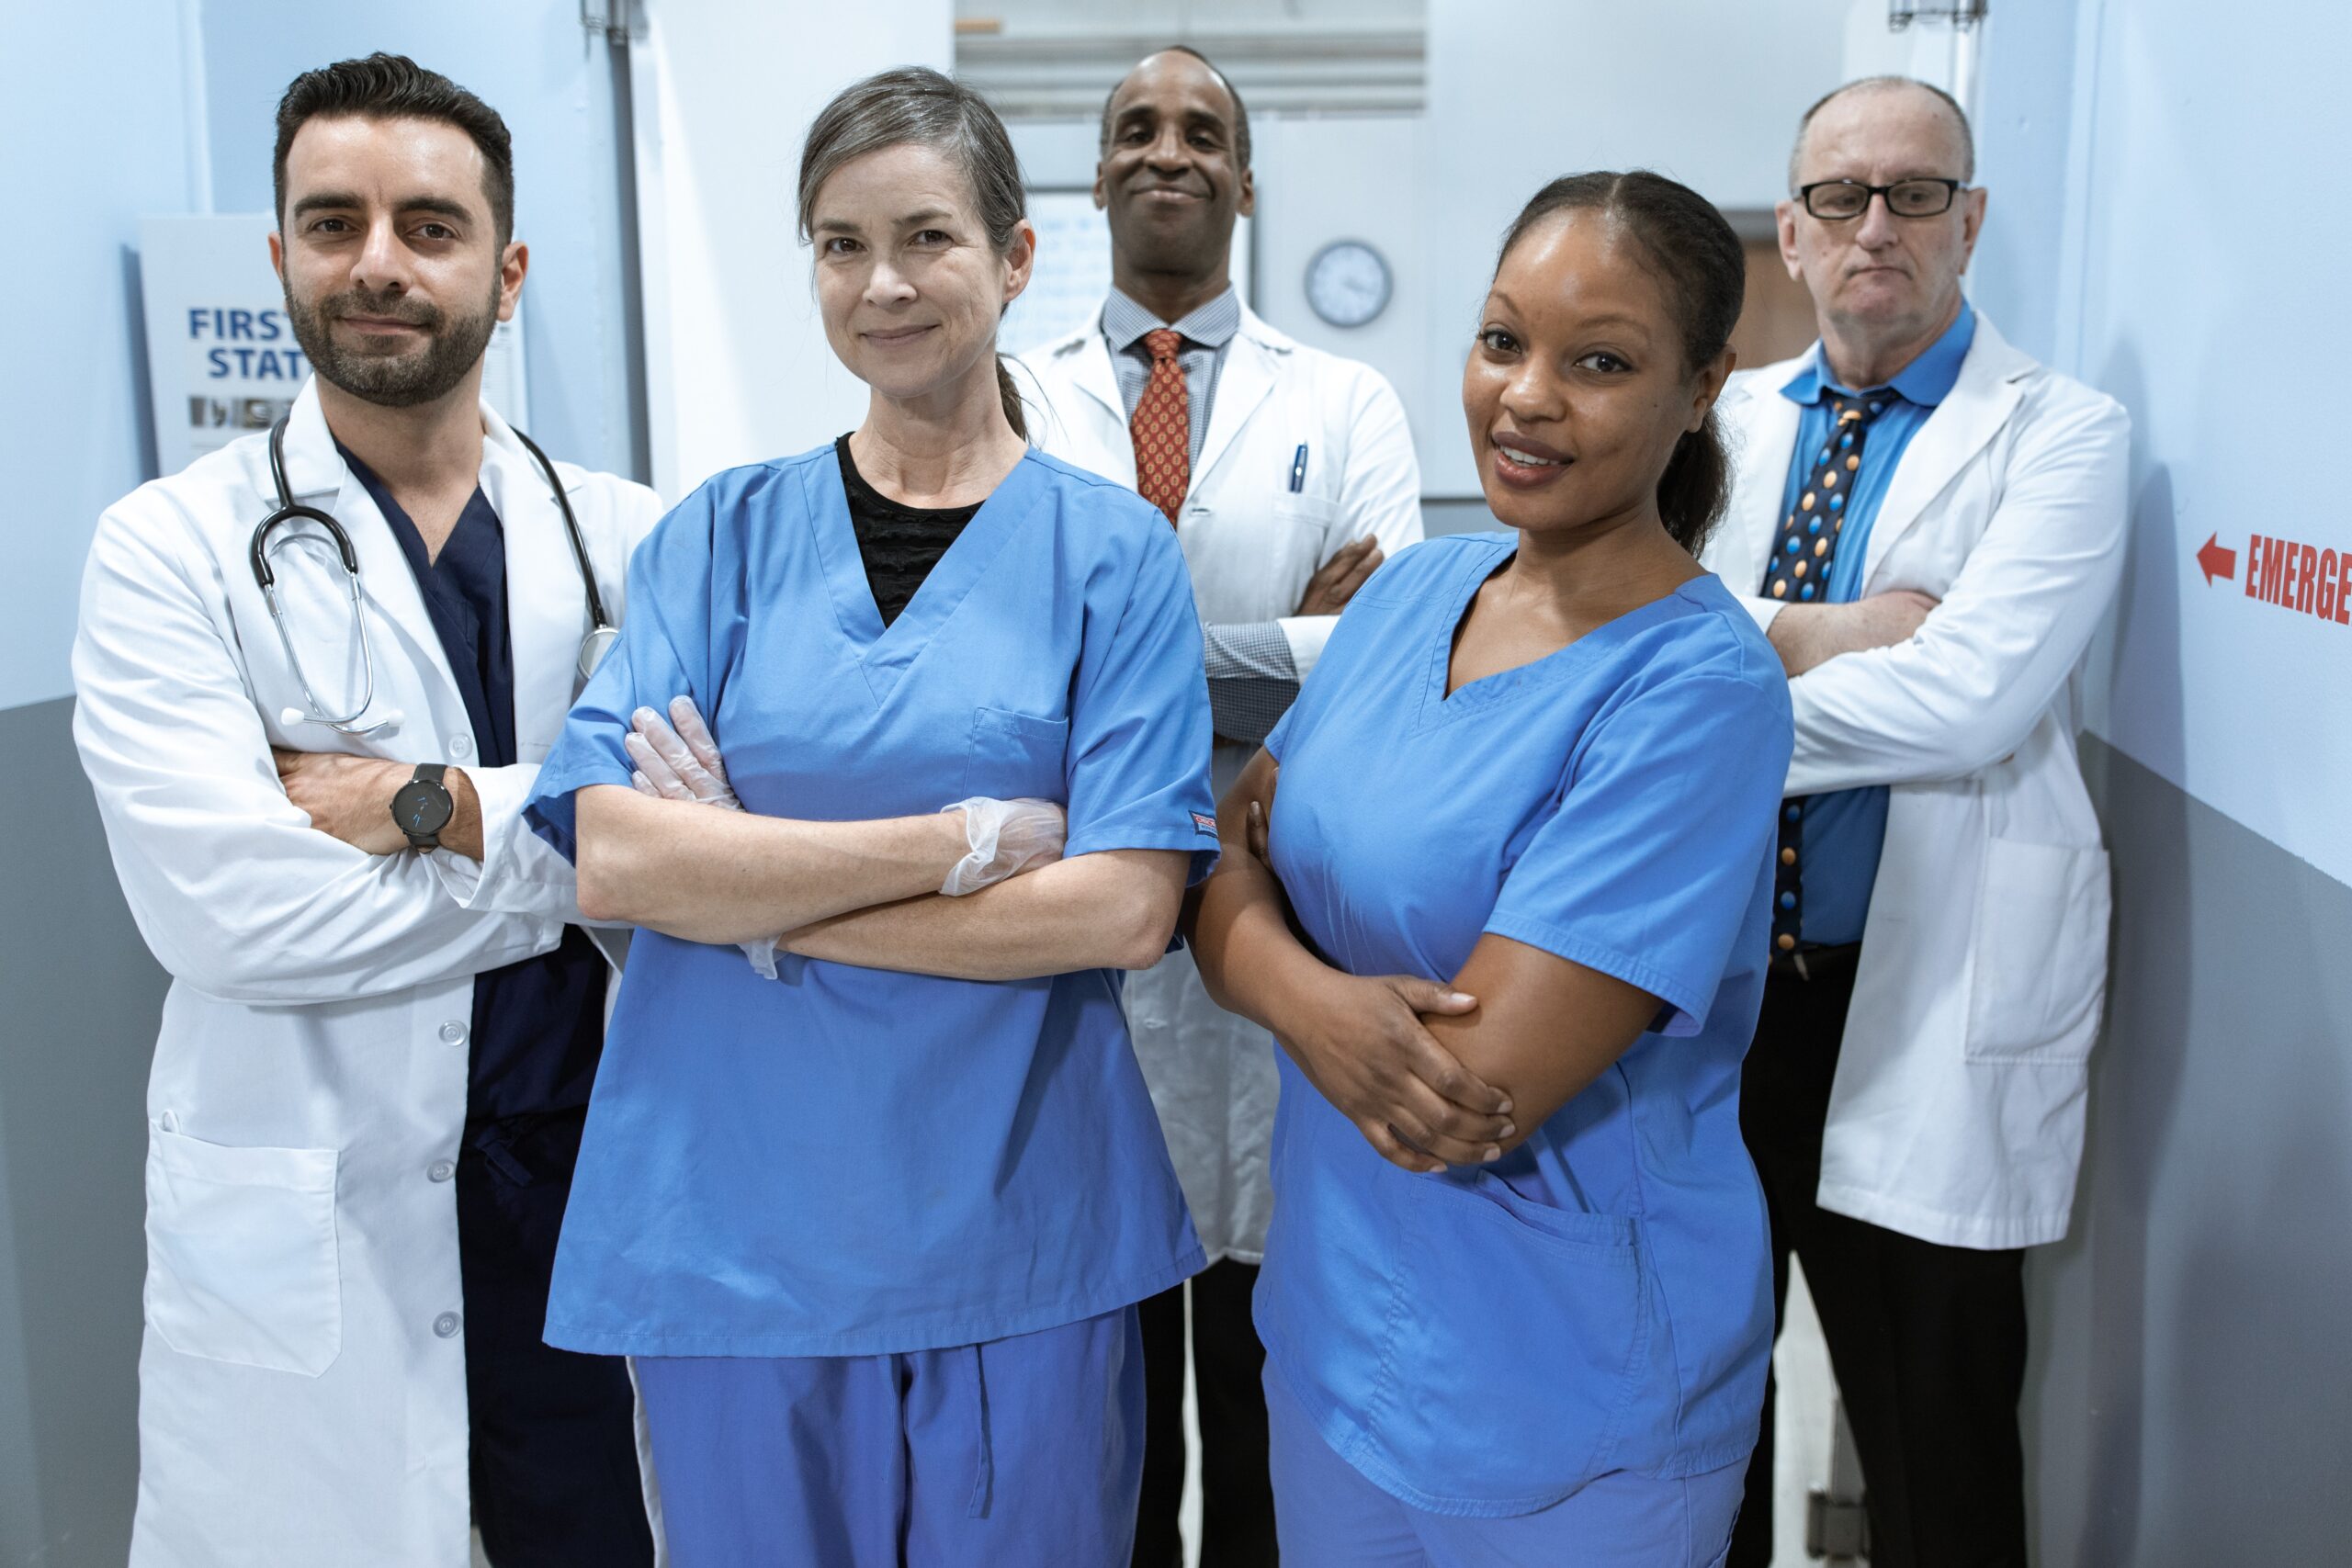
834, 434, 979, 627
526, 443, 1220, 1359
1250, 532, 1795, 1516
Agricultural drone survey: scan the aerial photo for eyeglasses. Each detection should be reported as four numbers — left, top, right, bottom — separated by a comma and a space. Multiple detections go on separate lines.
1796, 178, 1968, 220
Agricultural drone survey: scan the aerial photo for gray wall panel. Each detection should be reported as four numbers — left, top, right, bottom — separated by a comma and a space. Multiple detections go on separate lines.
0, 696, 166, 1568
2026, 736, 2352, 1562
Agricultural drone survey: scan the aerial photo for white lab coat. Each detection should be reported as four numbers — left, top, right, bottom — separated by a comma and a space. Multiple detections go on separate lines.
1702, 310, 2130, 1250
1017, 303, 1422, 1261
72, 379, 665, 1567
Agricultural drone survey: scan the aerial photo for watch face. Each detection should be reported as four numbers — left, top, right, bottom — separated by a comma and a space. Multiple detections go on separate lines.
392, 779, 454, 838
1306, 240, 1392, 328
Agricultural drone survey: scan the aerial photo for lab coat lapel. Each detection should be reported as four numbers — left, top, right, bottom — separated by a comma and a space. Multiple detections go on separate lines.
1192, 310, 1278, 496
1721, 368, 1805, 593
480, 405, 589, 754
1028, 319, 1135, 484
266, 379, 464, 744
1066, 322, 1125, 430
1858, 313, 2030, 586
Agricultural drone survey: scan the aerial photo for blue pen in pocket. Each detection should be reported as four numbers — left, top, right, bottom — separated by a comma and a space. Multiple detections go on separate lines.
1289, 444, 1308, 493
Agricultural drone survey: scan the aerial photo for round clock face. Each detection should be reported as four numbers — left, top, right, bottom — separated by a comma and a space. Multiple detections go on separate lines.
1306, 240, 1391, 328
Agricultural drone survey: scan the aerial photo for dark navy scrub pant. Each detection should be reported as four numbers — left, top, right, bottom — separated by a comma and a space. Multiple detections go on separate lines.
457, 1108, 654, 1568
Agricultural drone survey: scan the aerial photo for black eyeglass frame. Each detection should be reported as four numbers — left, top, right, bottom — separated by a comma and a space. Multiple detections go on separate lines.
1795, 177, 1970, 220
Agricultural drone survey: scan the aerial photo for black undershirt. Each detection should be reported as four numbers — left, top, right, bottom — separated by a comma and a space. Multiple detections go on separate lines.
836, 434, 980, 626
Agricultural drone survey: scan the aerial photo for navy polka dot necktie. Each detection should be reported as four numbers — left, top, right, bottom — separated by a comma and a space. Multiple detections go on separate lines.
1766, 390, 1891, 955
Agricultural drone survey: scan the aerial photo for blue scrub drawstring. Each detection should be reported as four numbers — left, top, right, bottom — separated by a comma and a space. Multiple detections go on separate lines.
967, 1342, 994, 1518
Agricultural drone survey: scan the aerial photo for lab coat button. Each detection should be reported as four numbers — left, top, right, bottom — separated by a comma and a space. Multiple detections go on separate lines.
439, 1021, 468, 1044
450, 736, 473, 759
427, 1161, 455, 1183
434, 1313, 461, 1338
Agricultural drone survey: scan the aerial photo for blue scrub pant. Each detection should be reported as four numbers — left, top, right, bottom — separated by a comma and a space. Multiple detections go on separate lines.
635, 1306, 1145, 1567
1264, 1368, 1745, 1568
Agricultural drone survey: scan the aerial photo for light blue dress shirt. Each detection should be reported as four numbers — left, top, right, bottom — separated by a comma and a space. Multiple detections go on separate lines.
1777, 301, 1976, 945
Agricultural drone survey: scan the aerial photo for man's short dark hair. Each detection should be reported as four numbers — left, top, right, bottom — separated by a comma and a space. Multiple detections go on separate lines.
273, 53, 515, 243
1788, 74, 1974, 193
1097, 46, 1251, 172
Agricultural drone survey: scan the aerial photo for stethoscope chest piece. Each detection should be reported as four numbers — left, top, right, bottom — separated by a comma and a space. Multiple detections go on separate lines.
578, 623, 621, 683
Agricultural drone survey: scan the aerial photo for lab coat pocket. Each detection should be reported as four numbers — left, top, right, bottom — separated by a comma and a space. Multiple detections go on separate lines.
1963, 837, 2111, 1063
1271, 493, 1339, 536
963, 706, 1070, 802
144, 1126, 342, 1376
1360, 1170, 1649, 1509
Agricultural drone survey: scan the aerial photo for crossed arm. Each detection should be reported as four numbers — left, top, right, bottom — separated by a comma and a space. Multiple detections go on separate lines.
1184, 750, 1663, 1172
576, 705, 1186, 980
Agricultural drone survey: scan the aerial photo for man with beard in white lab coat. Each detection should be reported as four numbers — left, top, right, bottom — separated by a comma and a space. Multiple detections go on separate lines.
73, 55, 662, 1568
1702, 77, 2129, 1568
1017, 46, 1424, 1568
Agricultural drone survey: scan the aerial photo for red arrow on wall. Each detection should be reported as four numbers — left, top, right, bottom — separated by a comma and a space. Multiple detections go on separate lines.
2197, 534, 2236, 586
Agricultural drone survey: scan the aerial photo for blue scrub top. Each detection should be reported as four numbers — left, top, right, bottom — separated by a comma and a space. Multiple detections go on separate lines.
1252, 534, 1794, 1517
524, 446, 1219, 1358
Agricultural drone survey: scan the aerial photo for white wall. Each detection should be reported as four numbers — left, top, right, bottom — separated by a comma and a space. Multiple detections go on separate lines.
631, 2, 955, 500
0, 0, 206, 711
1004, 2, 1930, 502
1249, 114, 1430, 466
199, 0, 644, 482
1962, 3, 2352, 1559
1415, 0, 1862, 495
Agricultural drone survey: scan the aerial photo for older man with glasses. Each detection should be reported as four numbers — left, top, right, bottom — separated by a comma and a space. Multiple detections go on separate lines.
1700, 76, 2130, 1567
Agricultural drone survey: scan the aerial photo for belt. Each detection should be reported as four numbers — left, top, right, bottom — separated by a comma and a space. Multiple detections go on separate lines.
1769, 941, 1861, 982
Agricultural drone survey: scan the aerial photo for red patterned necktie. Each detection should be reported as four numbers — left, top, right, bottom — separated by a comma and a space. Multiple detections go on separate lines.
1130, 327, 1190, 526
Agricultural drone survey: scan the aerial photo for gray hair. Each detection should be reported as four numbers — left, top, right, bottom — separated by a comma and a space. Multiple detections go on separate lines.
1788, 75, 1975, 194
797, 66, 1030, 438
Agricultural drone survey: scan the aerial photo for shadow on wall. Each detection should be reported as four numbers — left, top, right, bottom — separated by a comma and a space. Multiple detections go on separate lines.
2037, 736, 2352, 1567
0, 699, 165, 1568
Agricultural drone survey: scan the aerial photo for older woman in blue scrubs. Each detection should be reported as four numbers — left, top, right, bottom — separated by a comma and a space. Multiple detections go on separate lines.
1190, 171, 1795, 1566
521, 69, 1216, 1566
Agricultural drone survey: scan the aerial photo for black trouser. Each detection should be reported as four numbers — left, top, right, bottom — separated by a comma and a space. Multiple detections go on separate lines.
457, 1108, 655, 1568
1727, 948, 2030, 1568
1132, 1258, 1279, 1568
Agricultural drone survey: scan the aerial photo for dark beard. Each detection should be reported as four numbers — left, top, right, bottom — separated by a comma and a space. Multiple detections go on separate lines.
285, 274, 503, 409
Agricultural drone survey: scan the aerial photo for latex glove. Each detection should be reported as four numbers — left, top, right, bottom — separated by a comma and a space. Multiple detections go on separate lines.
626, 698, 797, 981
939, 796, 1068, 896
625, 697, 740, 807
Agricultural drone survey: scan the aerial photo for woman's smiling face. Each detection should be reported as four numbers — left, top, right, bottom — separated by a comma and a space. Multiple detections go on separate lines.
808, 141, 1031, 405
1463, 208, 1719, 540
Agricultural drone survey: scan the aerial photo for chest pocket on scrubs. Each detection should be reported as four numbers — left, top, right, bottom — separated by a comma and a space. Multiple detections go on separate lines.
963, 706, 1069, 802
1360, 1168, 1651, 1511
143, 1124, 342, 1377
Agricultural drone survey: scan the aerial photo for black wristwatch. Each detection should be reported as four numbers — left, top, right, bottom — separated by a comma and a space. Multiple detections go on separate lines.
390, 763, 455, 852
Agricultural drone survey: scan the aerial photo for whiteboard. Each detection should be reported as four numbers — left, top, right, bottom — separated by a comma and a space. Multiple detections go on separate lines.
1001, 189, 1251, 357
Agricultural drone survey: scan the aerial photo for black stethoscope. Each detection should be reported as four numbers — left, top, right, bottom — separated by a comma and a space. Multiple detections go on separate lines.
248, 414, 619, 737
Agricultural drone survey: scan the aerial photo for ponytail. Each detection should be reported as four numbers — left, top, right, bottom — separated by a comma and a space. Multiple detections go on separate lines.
1657, 410, 1733, 554
995, 354, 1027, 442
